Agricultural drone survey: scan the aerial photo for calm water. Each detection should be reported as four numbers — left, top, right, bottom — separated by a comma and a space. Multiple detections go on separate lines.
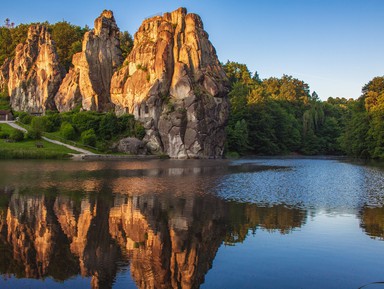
0, 158, 383, 289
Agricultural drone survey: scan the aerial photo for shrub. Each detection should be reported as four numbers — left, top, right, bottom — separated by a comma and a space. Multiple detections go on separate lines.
134, 123, 146, 139
72, 111, 100, 132
41, 113, 61, 132
99, 113, 118, 140
0, 131, 9, 139
18, 112, 32, 124
60, 122, 77, 140
9, 129, 24, 142
27, 128, 42, 140
81, 129, 97, 147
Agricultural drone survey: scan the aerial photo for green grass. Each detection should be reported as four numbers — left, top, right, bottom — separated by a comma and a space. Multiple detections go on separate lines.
0, 124, 77, 159
44, 130, 100, 154
15, 121, 99, 154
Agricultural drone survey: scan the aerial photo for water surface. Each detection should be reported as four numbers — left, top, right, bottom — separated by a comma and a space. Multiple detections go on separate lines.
0, 158, 383, 289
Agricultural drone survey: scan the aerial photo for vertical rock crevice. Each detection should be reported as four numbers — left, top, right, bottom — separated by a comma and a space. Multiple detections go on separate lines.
8, 25, 64, 113
55, 10, 123, 112
110, 7, 229, 159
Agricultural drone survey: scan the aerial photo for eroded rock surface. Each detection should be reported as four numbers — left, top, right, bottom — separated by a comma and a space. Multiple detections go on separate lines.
55, 10, 123, 112
110, 8, 229, 159
8, 25, 64, 113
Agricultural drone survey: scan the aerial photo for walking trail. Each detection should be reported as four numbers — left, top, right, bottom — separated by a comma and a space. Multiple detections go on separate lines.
0, 121, 96, 155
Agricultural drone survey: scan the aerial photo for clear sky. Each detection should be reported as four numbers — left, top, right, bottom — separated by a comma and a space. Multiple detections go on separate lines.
2, 0, 384, 100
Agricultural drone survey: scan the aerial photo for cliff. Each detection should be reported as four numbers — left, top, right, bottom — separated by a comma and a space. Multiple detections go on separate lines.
110, 8, 229, 159
7, 25, 64, 113
55, 10, 123, 112
2, 8, 229, 159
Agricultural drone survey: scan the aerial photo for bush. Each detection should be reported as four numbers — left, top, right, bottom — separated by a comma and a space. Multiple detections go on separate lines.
9, 130, 24, 142
99, 113, 118, 140
41, 114, 61, 132
60, 122, 77, 140
81, 129, 97, 147
72, 111, 100, 133
27, 128, 42, 140
0, 131, 9, 139
18, 112, 32, 124
134, 123, 146, 139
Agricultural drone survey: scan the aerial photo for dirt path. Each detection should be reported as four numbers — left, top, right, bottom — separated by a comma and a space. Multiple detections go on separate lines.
0, 121, 96, 155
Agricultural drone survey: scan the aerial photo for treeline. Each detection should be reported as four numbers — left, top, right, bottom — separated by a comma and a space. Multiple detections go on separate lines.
341, 77, 384, 159
224, 61, 384, 159
0, 20, 133, 71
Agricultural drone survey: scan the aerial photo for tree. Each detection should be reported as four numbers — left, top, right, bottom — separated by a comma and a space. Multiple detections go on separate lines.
60, 122, 77, 140
10, 129, 24, 142
50, 21, 87, 71
81, 129, 97, 147
119, 31, 133, 59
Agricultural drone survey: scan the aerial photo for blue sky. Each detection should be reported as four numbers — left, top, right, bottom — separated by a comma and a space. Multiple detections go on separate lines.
2, 0, 384, 100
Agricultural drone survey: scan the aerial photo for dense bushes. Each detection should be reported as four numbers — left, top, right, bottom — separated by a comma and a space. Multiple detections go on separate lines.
17, 111, 145, 152
9, 129, 24, 142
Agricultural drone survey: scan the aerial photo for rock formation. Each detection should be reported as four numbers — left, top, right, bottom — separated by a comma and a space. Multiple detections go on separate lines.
7, 25, 64, 113
113, 137, 148, 155
110, 8, 229, 159
0, 58, 11, 93
55, 10, 123, 112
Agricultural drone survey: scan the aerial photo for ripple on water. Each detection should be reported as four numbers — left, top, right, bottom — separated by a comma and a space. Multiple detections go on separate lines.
217, 159, 384, 210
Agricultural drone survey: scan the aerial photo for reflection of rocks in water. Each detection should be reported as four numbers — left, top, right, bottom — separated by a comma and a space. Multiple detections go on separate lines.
54, 195, 121, 289
109, 194, 227, 289
359, 206, 384, 240
1, 193, 78, 280
0, 189, 307, 289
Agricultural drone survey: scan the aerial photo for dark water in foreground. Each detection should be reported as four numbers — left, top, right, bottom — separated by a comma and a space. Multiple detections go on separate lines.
0, 158, 383, 289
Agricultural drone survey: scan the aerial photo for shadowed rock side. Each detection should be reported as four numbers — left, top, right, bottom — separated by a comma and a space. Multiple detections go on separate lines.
7, 25, 64, 113
55, 10, 123, 112
0, 58, 11, 93
110, 8, 229, 159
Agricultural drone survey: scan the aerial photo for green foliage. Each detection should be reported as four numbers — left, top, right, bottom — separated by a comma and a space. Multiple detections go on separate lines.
80, 129, 97, 147
119, 31, 133, 59
9, 129, 24, 142
0, 131, 9, 139
27, 128, 42, 140
99, 112, 118, 140
224, 61, 351, 156
60, 122, 77, 140
50, 21, 87, 71
71, 111, 100, 132
226, 119, 249, 154
16, 112, 30, 124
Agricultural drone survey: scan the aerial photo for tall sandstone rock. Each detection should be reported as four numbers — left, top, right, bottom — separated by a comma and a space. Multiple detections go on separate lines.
110, 8, 229, 159
55, 10, 123, 112
8, 25, 64, 113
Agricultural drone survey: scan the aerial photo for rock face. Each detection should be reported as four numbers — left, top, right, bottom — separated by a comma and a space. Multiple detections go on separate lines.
55, 10, 123, 112
8, 25, 64, 113
110, 8, 229, 159
0, 58, 11, 93
114, 137, 148, 155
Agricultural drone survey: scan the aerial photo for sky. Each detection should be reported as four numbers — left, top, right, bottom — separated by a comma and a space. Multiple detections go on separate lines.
2, 0, 384, 100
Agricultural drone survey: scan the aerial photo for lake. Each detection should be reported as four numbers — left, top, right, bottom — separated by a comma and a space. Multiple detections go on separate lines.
0, 158, 383, 289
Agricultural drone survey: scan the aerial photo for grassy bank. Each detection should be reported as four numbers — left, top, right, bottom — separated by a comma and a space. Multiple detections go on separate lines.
0, 124, 77, 159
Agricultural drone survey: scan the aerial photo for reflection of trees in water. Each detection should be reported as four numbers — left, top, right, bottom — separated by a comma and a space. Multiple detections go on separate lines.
225, 202, 307, 245
0, 188, 307, 289
359, 206, 384, 240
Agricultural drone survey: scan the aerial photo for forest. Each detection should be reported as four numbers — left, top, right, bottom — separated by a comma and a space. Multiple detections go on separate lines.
1, 20, 383, 159
224, 61, 384, 159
